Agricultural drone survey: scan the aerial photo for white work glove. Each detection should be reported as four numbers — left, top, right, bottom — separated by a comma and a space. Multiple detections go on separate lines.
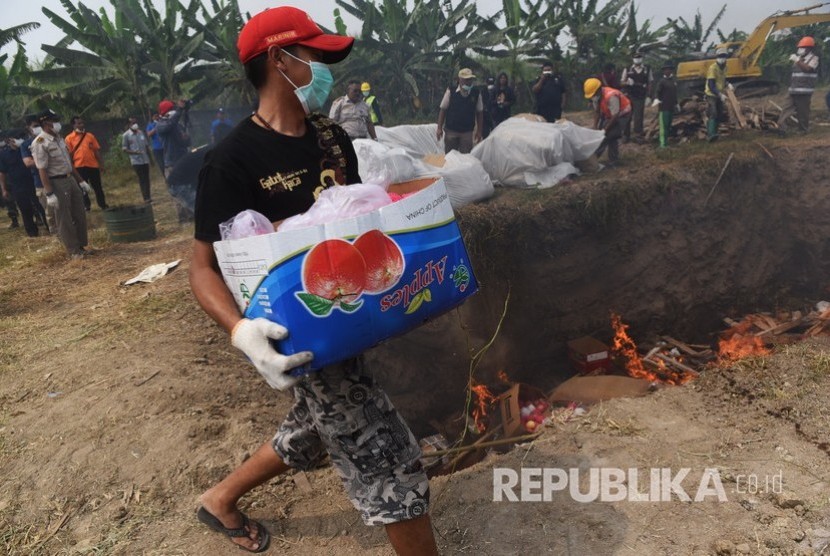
720, 93, 728, 102
231, 318, 313, 391
789, 54, 799, 62
645, 96, 652, 106
727, 83, 734, 92
626, 77, 635, 86
79, 180, 93, 195
651, 98, 660, 108
46, 192, 59, 209
675, 104, 682, 113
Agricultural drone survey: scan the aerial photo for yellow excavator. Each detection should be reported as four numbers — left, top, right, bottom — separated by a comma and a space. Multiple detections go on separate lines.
676, 3, 830, 97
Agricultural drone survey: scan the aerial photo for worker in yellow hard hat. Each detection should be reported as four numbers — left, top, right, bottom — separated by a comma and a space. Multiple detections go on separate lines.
584, 77, 632, 166
704, 49, 732, 142
361, 82, 383, 126
778, 36, 820, 133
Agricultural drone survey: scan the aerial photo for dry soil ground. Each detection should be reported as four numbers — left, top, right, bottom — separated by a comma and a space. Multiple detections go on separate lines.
2, 99, 830, 556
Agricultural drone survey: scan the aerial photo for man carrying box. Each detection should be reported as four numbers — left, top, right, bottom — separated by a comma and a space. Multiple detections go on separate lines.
190, 6, 438, 555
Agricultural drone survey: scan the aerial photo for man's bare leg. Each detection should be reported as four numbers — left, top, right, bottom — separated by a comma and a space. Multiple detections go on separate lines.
385, 514, 440, 556
199, 440, 290, 551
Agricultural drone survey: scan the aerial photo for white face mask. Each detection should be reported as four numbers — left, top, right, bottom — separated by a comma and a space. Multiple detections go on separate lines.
130, 123, 139, 131
797, 48, 807, 56
716, 57, 727, 67
31, 126, 42, 136
633, 57, 643, 65
13, 138, 24, 147
52, 122, 62, 133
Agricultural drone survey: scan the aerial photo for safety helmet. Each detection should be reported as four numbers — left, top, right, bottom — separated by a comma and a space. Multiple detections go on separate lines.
361, 82, 371, 92
797, 36, 815, 48
583, 77, 602, 99
715, 48, 728, 58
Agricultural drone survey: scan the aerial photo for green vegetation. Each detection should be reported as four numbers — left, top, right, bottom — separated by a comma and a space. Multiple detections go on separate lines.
0, 1, 827, 127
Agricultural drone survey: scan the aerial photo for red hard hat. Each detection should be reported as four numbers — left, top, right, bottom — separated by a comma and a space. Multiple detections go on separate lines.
798, 36, 815, 48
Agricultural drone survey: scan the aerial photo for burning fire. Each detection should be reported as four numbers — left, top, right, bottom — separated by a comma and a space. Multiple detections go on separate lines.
497, 370, 511, 384
718, 319, 770, 361
610, 313, 695, 385
470, 380, 497, 433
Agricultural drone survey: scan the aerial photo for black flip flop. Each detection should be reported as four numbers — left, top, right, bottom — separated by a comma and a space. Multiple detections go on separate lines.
196, 506, 271, 553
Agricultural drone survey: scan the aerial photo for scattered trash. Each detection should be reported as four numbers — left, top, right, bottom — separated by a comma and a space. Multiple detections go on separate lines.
47, 392, 63, 398
123, 260, 181, 286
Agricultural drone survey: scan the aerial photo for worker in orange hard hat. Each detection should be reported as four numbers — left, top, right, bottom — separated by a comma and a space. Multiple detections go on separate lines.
584, 77, 632, 166
778, 36, 820, 133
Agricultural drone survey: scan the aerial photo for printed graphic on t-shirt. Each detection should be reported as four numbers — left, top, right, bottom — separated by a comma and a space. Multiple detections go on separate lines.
259, 168, 308, 192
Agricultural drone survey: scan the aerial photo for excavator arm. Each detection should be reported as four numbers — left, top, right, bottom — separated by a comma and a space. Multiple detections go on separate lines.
737, 4, 830, 72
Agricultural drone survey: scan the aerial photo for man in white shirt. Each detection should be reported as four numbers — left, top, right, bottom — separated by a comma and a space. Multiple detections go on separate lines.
329, 80, 377, 140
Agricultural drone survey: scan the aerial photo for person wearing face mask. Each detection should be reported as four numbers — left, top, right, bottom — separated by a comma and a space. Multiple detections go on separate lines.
778, 36, 820, 133
329, 80, 377, 139
65, 116, 107, 211
653, 62, 679, 148
30, 109, 92, 259
532, 60, 568, 122
620, 51, 653, 144
361, 82, 384, 126
191, 7, 438, 555
436, 68, 484, 153
0, 129, 38, 236
585, 77, 632, 167
704, 49, 732, 142
121, 117, 152, 203
20, 114, 52, 233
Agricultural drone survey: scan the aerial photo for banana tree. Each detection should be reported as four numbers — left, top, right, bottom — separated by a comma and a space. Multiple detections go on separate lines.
666, 5, 727, 55
474, 0, 565, 101
0, 22, 40, 126
181, 0, 255, 108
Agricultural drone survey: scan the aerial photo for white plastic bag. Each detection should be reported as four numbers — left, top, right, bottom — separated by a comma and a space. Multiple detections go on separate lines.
353, 139, 420, 187
376, 124, 443, 158
219, 209, 274, 240
427, 151, 494, 209
277, 183, 392, 232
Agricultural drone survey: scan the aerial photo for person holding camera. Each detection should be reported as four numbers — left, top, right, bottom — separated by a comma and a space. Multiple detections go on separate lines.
156, 99, 192, 222
155, 99, 191, 178
532, 60, 567, 122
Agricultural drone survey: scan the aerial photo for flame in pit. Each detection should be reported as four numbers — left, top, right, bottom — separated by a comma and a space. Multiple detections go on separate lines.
718, 320, 770, 361
610, 313, 695, 385
470, 380, 497, 433
497, 370, 511, 384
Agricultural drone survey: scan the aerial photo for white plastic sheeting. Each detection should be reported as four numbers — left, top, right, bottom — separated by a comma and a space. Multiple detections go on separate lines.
353, 137, 494, 210
471, 118, 605, 188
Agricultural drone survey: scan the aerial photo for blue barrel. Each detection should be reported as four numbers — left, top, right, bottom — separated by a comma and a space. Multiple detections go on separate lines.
103, 204, 156, 243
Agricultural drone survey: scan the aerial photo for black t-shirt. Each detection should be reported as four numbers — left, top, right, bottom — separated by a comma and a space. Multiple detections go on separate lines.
534, 73, 567, 120
195, 114, 361, 243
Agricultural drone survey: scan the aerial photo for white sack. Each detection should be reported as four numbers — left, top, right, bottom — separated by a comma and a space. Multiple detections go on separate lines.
376, 124, 443, 158
418, 151, 494, 209
471, 118, 604, 188
353, 139, 423, 187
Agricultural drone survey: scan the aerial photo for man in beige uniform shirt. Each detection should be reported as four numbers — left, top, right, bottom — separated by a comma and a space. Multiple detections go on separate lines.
31, 110, 93, 259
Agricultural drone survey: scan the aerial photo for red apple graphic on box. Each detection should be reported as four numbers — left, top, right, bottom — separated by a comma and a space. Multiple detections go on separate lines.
298, 238, 367, 316
353, 229, 405, 294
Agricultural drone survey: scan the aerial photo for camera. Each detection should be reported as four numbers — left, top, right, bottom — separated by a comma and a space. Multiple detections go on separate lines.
183, 99, 195, 110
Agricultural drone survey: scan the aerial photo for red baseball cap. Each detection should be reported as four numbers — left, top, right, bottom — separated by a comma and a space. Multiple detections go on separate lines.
158, 100, 174, 115
237, 6, 354, 65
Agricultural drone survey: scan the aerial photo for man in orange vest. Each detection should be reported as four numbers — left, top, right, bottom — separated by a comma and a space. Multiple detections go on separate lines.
65, 116, 108, 210
584, 78, 632, 166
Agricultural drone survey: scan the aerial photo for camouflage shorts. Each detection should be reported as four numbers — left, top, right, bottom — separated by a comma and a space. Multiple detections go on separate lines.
272, 358, 430, 526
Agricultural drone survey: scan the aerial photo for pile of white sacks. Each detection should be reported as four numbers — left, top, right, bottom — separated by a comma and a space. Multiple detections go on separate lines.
355, 117, 605, 209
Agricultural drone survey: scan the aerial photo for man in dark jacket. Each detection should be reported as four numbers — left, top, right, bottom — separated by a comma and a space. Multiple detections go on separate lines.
436, 68, 484, 154
653, 62, 679, 148
155, 99, 191, 179
532, 60, 567, 122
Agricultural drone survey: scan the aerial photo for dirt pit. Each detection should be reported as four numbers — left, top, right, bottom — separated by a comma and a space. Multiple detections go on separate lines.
1, 124, 830, 555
